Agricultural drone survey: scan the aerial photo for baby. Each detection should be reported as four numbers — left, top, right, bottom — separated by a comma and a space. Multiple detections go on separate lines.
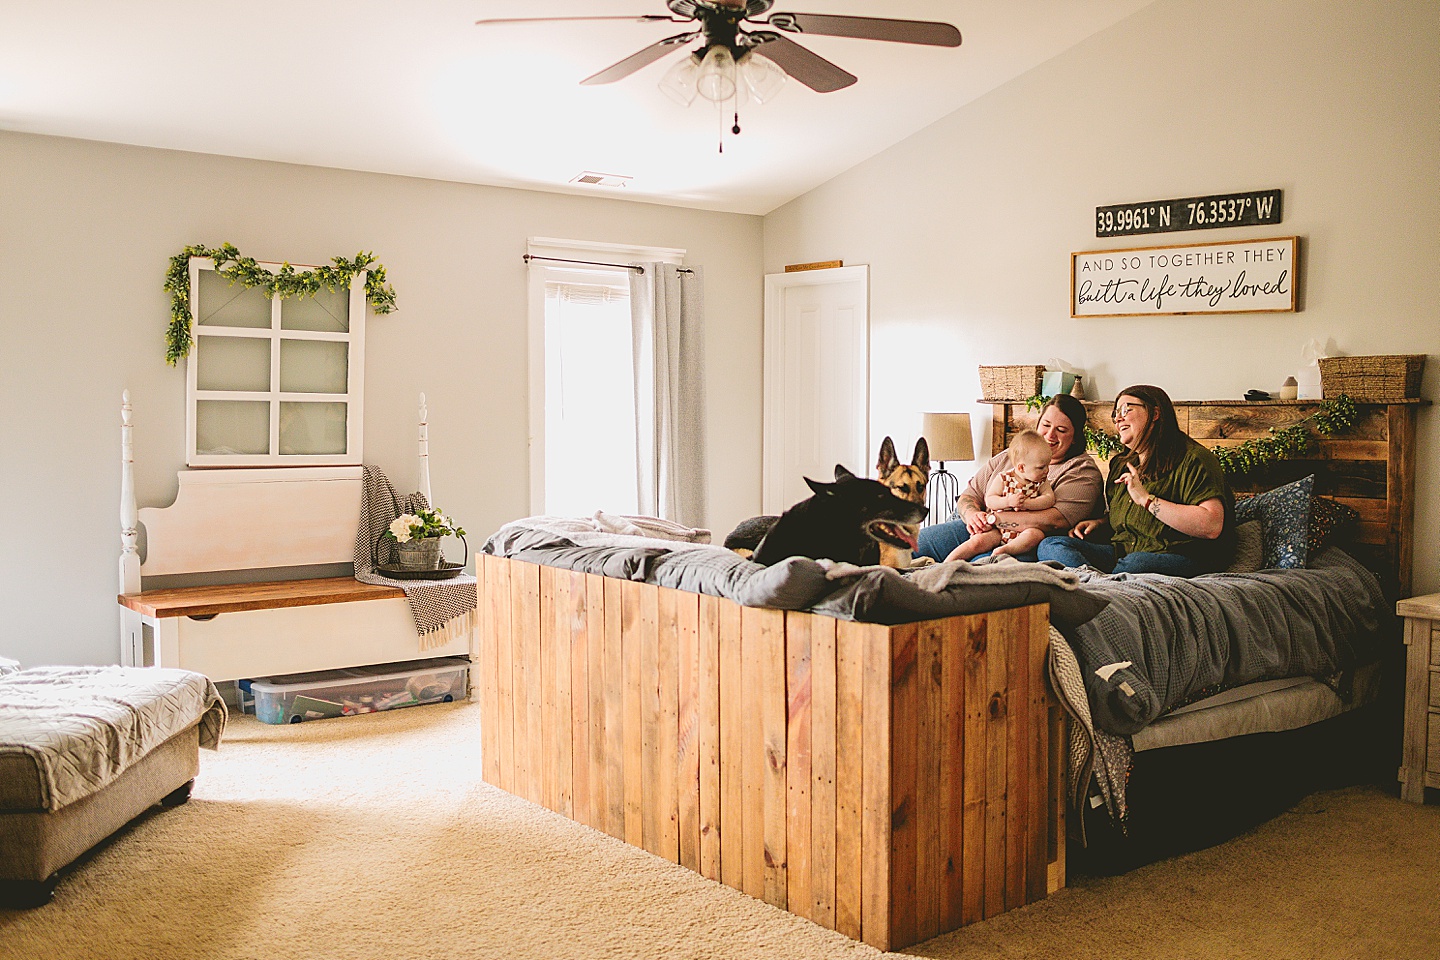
944, 429, 1056, 561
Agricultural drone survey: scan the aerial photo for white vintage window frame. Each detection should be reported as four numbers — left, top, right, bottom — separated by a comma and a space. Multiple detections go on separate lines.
185, 256, 366, 466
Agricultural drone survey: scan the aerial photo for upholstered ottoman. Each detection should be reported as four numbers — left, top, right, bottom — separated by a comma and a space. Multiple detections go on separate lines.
0, 665, 225, 906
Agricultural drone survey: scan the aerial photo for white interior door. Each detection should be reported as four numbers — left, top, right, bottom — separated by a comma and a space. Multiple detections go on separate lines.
762, 266, 869, 515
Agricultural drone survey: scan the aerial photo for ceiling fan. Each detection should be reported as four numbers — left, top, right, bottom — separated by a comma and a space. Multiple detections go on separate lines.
476, 1, 962, 99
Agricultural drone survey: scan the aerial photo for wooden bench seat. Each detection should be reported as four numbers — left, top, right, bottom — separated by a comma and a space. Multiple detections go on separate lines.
119, 577, 404, 620
116, 394, 473, 683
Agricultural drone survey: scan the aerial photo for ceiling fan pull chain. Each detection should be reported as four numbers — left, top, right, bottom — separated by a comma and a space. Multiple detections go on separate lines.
732, 110, 741, 136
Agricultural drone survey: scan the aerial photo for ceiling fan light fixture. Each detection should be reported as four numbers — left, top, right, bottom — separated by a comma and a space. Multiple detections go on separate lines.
658, 52, 700, 105
694, 45, 737, 102
738, 51, 785, 104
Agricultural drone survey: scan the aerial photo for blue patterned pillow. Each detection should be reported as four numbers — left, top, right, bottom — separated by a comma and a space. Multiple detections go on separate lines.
1234, 475, 1314, 569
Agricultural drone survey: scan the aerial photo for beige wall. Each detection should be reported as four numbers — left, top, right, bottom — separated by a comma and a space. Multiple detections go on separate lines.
4, 0, 1436, 669
764, 0, 1440, 594
0, 132, 763, 667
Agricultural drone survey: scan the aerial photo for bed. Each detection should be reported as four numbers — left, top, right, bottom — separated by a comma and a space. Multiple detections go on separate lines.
0, 664, 226, 906
991, 397, 1422, 869
476, 397, 1421, 948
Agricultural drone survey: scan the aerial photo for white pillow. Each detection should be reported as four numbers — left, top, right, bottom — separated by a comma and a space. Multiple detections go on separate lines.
0, 656, 21, 675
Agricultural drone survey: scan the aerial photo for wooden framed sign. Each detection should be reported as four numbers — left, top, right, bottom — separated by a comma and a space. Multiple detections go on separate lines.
1071, 236, 1297, 318
1095, 189, 1282, 237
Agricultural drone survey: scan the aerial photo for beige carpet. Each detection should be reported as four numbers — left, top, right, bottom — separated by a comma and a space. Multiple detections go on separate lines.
3, 700, 1438, 960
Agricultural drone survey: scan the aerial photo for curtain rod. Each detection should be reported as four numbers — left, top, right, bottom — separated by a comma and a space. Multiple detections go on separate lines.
523, 254, 693, 274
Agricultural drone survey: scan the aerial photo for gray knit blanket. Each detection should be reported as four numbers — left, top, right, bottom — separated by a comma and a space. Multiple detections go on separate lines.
355, 465, 477, 649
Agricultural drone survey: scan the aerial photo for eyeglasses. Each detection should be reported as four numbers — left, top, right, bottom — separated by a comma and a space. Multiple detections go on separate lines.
1113, 402, 1147, 420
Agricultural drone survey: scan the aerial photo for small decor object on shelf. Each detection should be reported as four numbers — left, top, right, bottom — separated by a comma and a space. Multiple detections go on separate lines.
384, 507, 466, 571
979, 365, 1045, 401
1318, 355, 1426, 402
1276, 377, 1299, 400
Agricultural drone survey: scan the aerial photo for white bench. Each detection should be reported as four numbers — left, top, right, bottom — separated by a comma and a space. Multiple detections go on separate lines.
115, 393, 472, 681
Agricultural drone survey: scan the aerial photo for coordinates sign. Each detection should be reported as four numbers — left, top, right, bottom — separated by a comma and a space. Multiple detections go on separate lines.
1071, 236, 1297, 318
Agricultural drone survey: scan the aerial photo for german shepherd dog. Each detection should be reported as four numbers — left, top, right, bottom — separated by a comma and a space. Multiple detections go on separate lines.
872, 436, 931, 568
746, 462, 928, 568
723, 437, 932, 567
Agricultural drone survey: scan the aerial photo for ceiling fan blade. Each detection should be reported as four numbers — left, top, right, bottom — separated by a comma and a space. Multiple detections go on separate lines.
745, 34, 855, 93
476, 15, 687, 27
764, 13, 961, 47
580, 33, 698, 86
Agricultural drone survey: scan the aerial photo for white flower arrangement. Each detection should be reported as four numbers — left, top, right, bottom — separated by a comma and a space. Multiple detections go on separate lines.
383, 505, 465, 543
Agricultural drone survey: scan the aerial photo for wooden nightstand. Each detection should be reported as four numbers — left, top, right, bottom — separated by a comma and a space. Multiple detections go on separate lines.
1398, 593, 1440, 803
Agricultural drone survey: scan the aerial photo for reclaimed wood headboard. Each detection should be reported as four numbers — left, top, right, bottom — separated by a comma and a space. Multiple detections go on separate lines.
989, 398, 1423, 595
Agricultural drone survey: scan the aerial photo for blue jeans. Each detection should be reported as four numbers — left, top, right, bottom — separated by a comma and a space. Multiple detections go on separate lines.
1036, 536, 1203, 577
916, 519, 1039, 563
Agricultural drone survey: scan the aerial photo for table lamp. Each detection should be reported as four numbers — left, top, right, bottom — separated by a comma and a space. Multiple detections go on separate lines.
921, 412, 974, 526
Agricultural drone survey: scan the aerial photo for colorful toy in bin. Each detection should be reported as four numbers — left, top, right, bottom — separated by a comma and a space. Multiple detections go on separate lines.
248, 658, 469, 724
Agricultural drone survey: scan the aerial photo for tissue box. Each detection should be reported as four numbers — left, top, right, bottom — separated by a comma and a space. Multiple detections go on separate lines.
1041, 371, 1077, 397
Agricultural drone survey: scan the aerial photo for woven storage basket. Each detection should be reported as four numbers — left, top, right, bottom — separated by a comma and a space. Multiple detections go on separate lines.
979, 364, 1044, 401
1318, 354, 1426, 401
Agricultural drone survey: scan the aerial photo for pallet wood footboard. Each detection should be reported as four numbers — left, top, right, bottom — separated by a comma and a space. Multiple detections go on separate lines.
477, 554, 1064, 951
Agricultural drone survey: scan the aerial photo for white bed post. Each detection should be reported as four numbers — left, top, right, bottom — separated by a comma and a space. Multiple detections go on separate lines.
119, 390, 144, 667
417, 392, 433, 505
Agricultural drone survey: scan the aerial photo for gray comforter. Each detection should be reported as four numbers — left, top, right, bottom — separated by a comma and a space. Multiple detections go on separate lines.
483, 518, 1108, 630
1063, 547, 1391, 736
485, 519, 1390, 739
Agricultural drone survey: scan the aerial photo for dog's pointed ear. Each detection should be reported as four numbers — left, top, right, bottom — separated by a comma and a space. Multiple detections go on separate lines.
876, 436, 898, 477
833, 464, 857, 482
912, 437, 931, 475
804, 476, 834, 496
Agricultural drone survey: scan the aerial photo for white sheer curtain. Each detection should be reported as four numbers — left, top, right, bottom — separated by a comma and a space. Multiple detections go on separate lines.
629, 262, 706, 526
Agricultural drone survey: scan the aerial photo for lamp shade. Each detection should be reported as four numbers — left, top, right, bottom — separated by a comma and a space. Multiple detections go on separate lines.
922, 412, 974, 462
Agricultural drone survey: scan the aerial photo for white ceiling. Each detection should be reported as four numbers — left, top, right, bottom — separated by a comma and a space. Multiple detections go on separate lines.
0, 1, 1156, 215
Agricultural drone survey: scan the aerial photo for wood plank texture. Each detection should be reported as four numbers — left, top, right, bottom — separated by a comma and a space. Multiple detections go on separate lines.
475, 557, 1062, 953
698, 594, 723, 881
119, 576, 404, 618
834, 618, 866, 941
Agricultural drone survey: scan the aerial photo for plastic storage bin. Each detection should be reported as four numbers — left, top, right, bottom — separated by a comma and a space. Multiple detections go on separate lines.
250, 657, 469, 724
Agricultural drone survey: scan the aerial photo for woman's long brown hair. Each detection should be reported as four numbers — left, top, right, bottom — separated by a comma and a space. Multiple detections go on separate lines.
1113, 384, 1187, 479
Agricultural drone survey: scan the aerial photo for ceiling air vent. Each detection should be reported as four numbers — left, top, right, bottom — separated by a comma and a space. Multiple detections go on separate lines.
570, 171, 631, 188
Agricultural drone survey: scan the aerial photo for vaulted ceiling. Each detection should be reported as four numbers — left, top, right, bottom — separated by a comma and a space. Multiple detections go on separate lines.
0, 1, 1157, 214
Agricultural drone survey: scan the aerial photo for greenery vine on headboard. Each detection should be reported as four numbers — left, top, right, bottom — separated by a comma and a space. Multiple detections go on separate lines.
1023, 393, 1359, 477
163, 243, 398, 365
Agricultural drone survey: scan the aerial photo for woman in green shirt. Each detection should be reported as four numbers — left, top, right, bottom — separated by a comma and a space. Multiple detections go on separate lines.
1037, 384, 1236, 576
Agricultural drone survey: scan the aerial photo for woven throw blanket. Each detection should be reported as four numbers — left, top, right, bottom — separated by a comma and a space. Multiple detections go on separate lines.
0, 666, 225, 811
355, 465, 477, 650
1047, 627, 1133, 837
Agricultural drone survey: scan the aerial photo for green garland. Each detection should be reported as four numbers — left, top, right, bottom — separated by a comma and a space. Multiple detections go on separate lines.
1022, 393, 1359, 476
1210, 394, 1357, 477
163, 243, 397, 365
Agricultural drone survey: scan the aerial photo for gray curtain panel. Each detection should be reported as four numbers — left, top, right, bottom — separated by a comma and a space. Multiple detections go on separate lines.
629, 262, 706, 527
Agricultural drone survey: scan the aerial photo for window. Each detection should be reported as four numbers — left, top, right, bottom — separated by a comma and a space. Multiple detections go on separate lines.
186, 257, 365, 466
542, 270, 637, 517
526, 238, 685, 517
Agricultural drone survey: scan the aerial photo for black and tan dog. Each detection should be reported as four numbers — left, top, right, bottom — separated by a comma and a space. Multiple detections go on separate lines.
872, 435, 931, 568
723, 436, 932, 567
749, 464, 928, 567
